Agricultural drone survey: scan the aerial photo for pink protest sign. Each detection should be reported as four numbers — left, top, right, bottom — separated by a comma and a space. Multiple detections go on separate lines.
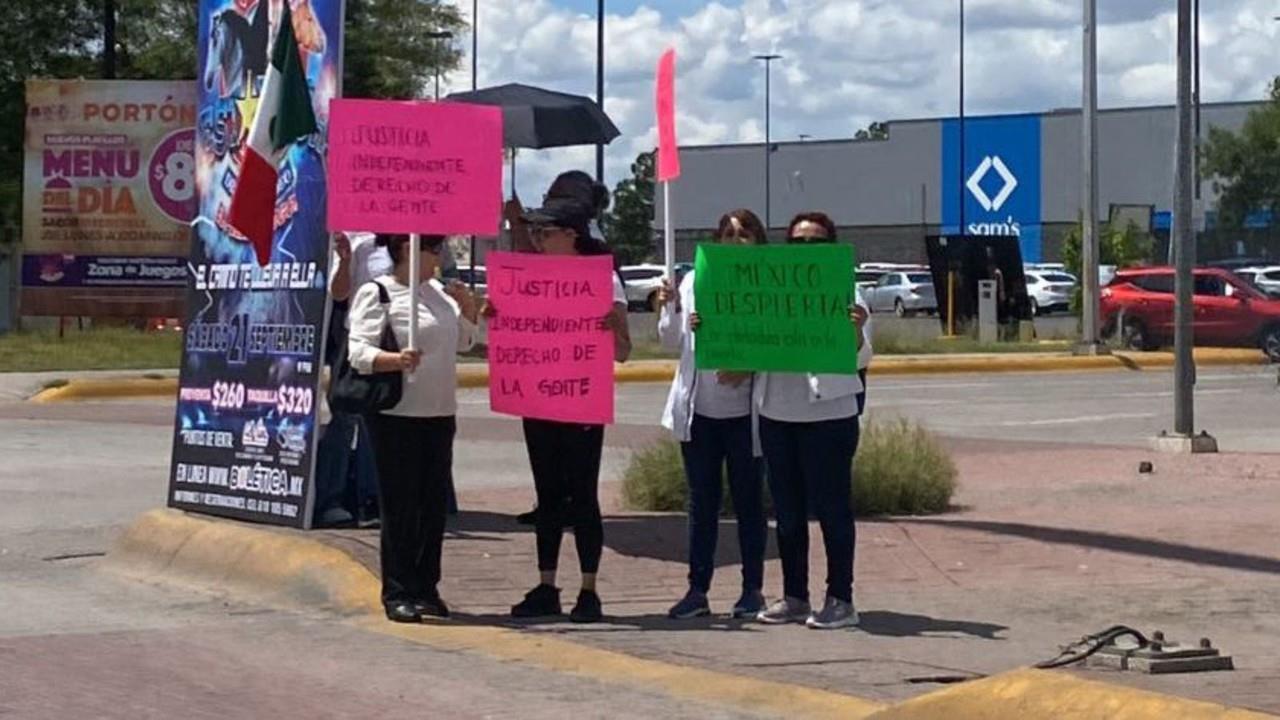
655, 48, 681, 182
487, 252, 615, 424
326, 99, 502, 235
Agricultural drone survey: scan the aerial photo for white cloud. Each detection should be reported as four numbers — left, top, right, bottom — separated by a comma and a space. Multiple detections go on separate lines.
441, 0, 1280, 201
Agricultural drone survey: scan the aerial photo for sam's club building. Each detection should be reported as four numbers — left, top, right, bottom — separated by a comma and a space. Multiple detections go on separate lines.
660, 101, 1270, 264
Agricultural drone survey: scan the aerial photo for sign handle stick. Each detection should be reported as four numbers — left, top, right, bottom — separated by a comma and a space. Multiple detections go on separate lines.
663, 182, 675, 280
408, 232, 419, 383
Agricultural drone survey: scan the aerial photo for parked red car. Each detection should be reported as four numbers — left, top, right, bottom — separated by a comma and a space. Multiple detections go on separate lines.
1101, 267, 1280, 361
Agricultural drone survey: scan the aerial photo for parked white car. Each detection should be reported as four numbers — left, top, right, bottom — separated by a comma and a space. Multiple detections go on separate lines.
1025, 270, 1077, 315
620, 264, 667, 311
1235, 266, 1280, 298
864, 271, 937, 317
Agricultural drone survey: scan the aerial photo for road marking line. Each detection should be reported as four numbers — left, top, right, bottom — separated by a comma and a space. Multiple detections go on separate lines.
998, 412, 1156, 426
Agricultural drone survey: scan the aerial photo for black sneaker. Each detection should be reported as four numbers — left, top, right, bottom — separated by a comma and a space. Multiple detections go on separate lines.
570, 589, 603, 624
511, 584, 562, 618
414, 595, 450, 619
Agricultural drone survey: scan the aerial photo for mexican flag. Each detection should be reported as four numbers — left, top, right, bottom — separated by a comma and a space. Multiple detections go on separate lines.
228, 1, 318, 266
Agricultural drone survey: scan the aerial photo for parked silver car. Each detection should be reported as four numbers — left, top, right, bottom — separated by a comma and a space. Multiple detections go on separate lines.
1024, 271, 1077, 315
865, 271, 937, 317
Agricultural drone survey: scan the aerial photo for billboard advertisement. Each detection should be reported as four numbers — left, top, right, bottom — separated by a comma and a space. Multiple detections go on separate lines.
22, 79, 196, 316
167, 0, 343, 528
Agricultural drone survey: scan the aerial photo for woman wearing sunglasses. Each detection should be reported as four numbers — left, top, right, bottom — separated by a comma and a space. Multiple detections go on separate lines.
489, 197, 632, 624
656, 209, 769, 620
754, 212, 873, 630
347, 233, 479, 623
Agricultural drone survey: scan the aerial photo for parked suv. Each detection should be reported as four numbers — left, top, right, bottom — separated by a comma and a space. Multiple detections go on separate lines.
1101, 267, 1280, 360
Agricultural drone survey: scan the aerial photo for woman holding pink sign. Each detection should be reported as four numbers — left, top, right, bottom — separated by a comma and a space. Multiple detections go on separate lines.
486, 197, 631, 624
347, 233, 479, 624
656, 208, 769, 621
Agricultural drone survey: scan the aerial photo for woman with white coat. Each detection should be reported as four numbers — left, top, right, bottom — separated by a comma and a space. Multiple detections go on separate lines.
656, 208, 769, 620
754, 212, 873, 631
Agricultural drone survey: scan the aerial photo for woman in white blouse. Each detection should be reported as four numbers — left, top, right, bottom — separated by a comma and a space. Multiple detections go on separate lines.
656, 208, 769, 621
754, 212, 873, 631
347, 233, 478, 624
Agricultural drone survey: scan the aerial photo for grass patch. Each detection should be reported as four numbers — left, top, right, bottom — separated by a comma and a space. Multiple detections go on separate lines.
0, 328, 182, 373
621, 418, 956, 516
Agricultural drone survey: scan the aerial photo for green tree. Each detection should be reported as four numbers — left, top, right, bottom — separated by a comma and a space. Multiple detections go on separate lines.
604, 151, 655, 265
116, 0, 199, 80
1201, 77, 1280, 229
0, 2, 100, 242
1061, 219, 1152, 313
343, 0, 465, 99
854, 121, 888, 141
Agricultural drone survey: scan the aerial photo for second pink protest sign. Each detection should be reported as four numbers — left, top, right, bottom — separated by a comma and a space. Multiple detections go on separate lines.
327, 99, 502, 235
487, 252, 616, 425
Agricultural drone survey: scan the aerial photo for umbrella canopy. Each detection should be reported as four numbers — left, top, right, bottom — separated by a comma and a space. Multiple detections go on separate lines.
445, 83, 621, 150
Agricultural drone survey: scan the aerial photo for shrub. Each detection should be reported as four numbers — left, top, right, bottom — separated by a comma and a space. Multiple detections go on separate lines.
621, 439, 688, 512
621, 418, 957, 516
853, 418, 958, 515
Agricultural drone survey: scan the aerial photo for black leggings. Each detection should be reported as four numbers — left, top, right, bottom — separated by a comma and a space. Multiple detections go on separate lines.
369, 414, 455, 605
522, 419, 605, 575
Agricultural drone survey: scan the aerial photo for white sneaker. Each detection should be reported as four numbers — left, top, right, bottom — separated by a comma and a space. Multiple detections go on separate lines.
806, 595, 859, 630
756, 596, 811, 625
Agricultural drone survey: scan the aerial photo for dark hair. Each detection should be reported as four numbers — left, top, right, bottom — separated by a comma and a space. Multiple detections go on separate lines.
377, 233, 446, 265
715, 209, 767, 244
547, 170, 610, 215
787, 212, 838, 242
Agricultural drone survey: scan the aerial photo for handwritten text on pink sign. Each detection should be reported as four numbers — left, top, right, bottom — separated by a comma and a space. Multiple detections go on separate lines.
487, 252, 615, 424
326, 99, 502, 235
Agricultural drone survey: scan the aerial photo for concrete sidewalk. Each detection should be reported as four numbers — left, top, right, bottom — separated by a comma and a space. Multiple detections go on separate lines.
113, 437, 1280, 717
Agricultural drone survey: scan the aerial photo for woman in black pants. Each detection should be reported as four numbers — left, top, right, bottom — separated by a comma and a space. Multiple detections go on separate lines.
347, 233, 479, 623
488, 198, 631, 623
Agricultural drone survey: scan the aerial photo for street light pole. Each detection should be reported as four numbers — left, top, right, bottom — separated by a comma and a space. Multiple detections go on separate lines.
1156, 0, 1216, 454
428, 31, 454, 101
958, 0, 965, 237
1078, 0, 1103, 354
103, 0, 117, 79
753, 54, 781, 236
595, 0, 605, 183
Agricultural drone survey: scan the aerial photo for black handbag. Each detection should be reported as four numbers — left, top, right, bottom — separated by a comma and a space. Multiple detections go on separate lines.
329, 281, 403, 414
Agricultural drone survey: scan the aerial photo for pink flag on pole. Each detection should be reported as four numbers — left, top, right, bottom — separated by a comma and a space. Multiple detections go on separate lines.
655, 48, 680, 182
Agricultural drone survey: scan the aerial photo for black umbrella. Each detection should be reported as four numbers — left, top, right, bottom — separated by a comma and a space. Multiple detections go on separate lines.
445, 83, 621, 149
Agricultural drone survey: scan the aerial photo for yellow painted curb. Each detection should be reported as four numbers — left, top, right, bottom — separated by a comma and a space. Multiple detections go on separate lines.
864, 668, 1276, 720
107, 509, 883, 720
28, 349, 1270, 402
108, 508, 381, 615
31, 376, 177, 403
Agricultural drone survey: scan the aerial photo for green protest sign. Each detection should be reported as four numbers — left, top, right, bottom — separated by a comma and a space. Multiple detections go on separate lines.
694, 243, 859, 374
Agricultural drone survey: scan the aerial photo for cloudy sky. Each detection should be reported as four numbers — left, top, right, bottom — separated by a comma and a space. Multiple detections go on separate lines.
440, 0, 1280, 200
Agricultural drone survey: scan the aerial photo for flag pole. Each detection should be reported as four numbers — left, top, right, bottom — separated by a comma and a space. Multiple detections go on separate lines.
663, 182, 674, 280
408, 233, 420, 383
